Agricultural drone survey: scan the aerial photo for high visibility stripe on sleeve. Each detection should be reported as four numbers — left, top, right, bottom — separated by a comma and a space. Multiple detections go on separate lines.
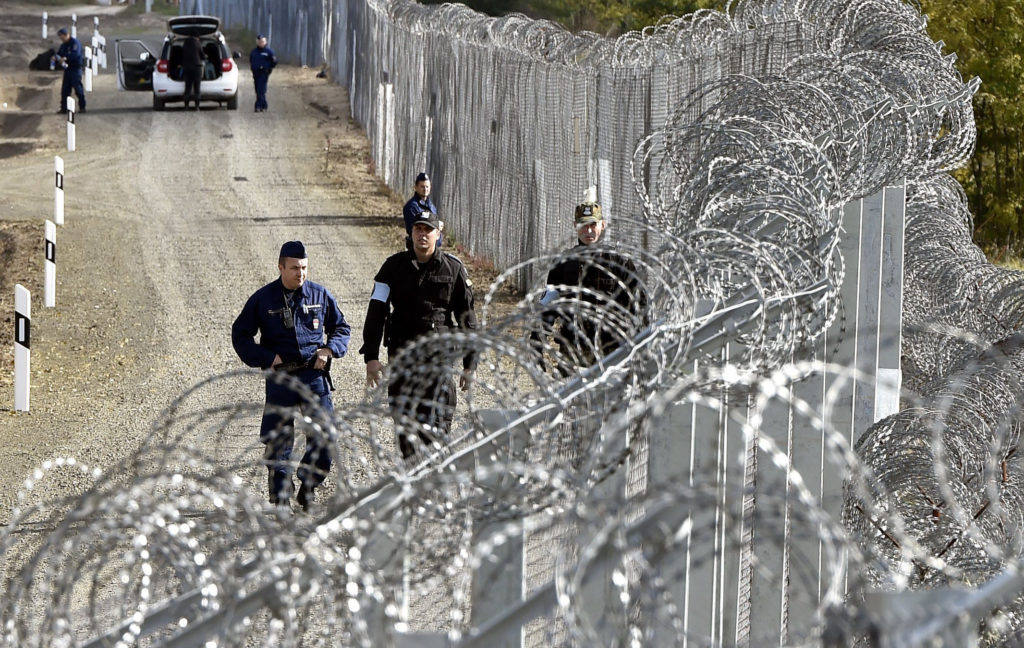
370, 281, 391, 302
539, 289, 558, 305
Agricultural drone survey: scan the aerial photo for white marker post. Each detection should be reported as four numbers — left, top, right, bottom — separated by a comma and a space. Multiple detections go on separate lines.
146, 0, 153, 12
84, 46, 93, 92
55, 156, 65, 225
14, 285, 30, 412
71, 13, 77, 39
44, 220, 56, 308
66, 97, 76, 152
92, 37, 100, 77
42, 11, 48, 40
98, 33, 107, 70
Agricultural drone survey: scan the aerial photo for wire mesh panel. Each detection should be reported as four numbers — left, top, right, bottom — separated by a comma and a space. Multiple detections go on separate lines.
15, 0, 1024, 646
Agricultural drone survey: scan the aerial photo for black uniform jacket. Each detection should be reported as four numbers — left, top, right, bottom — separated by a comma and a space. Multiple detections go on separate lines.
360, 250, 478, 370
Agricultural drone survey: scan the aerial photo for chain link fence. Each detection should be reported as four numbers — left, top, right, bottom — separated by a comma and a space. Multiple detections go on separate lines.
6, 0, 1024, 646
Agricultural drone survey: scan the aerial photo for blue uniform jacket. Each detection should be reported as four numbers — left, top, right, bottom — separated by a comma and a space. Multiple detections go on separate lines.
232, 278, 350, 369
249, 46, 277, 74
57, 37, 84, 71
402, 194, 438, 235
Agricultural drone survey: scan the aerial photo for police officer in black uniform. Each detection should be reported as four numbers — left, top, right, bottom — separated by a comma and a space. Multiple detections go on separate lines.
232, 241, 351, 509
360, 211, 478, 459
531, 201, 647, 373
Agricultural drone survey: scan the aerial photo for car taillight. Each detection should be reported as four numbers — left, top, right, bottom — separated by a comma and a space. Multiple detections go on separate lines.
156, 59, 169, 73
221, 58, 233, 72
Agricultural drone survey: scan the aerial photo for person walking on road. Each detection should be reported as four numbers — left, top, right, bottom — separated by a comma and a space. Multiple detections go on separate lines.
54, 28, 86, 114
360, 211, 477, 460
402, 172, 441, 250
249, 34, 277, 112
180, 34, 205, 110
232, 241, 351, 511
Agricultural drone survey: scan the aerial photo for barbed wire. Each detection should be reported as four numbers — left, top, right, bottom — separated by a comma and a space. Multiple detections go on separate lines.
7, 0, 1024, 645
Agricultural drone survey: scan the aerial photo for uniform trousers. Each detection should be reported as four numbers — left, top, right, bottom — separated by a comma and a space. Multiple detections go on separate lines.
387, 370, 457, 459
260, 371, 333, 502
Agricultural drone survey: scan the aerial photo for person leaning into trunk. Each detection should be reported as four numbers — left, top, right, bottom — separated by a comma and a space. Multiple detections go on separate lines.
361, 211, 478, 460
54, 28, 85, 114
180, 34, 205, 110
232, 241, 351, 511
249, 33, 277, 112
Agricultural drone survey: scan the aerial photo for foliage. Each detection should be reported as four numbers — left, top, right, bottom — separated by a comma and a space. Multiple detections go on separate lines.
424, 0, 721, 35
920, 0, 1024, 255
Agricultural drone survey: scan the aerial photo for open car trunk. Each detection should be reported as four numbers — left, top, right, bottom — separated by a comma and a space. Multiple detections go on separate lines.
167, 15, 221, 37
162, 38, 226, 82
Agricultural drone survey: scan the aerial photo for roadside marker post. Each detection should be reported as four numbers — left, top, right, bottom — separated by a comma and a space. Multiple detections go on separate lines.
42, 12, 47, 40
84, 46, 93, 92
14, 285, 30, 412
44, 221, 56, 308
55, 156, 65, 225
71, 13, 77, 39
98, 33, 107, 70
66, 97, 76, 152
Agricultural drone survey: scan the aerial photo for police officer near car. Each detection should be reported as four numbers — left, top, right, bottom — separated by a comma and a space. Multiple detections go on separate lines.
232, 241, 351, 510
361, 211, 477, 459
402, 172, 443, 250
249, 33, 277, 112
54, 28, 86, 114
530, 199, 647, 374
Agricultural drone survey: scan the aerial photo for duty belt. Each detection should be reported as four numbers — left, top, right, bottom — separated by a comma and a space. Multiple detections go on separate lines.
273, 356, 334, 390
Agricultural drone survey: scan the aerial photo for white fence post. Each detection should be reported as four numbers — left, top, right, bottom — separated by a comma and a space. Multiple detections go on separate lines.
42, 11, 48, 40
66, 97, 76, 152
44, 220, 56, 308
84, 46, 93, 92
71, 13, 77, 39
55, 155, 65, 225
99, 33, 107, 70
14, 285, 31, 412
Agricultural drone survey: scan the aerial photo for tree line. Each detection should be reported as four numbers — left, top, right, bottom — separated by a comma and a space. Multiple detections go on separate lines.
425, 0, 1022, 260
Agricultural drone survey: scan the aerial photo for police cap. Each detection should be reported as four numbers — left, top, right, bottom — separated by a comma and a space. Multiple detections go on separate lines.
279, 240, 307, 259
58, 28, 69, 36
412, 210, 441, 230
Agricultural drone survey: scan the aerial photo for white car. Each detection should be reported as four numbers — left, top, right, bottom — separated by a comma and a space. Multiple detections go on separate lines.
116, 15, 239, 110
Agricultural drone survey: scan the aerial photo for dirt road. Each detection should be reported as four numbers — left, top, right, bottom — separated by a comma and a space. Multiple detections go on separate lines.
0, 3, 406, 520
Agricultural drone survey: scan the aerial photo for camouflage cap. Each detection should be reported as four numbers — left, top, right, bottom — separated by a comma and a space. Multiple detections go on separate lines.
574, 202, 603, 225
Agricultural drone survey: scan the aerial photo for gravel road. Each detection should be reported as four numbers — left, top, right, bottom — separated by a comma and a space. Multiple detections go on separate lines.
0, 4, 406, 522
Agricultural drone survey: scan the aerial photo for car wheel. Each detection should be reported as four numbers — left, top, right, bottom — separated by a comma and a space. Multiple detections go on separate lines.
226, 94, 238, 110
153, 95, 165, 111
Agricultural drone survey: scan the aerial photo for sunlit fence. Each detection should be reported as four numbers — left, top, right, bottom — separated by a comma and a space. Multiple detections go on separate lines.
6, 0, 1024, 646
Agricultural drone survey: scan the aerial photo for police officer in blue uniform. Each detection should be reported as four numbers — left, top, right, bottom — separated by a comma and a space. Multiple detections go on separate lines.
402, 172, 442, 250
361, 211, 477, 459
232, 241, 350, 509
54, 28, 86, 114
249, 34, 277, 112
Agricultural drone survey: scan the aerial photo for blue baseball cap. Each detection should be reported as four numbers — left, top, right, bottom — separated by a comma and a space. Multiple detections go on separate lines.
57, 28, 68, 36
257, 33, 266, 40
279, 240, 306, 259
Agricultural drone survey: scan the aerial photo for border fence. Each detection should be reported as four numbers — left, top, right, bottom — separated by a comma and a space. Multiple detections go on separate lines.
9, 0, 1024, 646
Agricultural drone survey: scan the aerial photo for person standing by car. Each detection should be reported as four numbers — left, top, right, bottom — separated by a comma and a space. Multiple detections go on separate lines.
180, 33, 205, 110
232, 241, 351, 510
360, 211, 478, 460
54, 28, 85, 114
249, 33, 277, 112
